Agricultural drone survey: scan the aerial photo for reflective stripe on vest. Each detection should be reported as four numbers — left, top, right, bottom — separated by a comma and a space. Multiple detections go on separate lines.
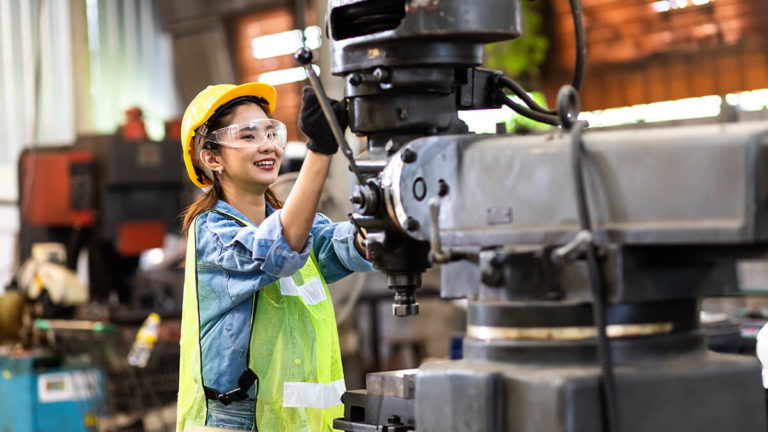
279, 275, 327, 305
283, 379, 346, 409
176, 209, 345, 432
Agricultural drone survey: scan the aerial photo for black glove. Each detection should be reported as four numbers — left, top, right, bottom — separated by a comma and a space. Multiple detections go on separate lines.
298, 86, 348, 155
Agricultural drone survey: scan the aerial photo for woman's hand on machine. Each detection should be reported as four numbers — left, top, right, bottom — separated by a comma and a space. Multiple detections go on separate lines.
298, 86, 348, 155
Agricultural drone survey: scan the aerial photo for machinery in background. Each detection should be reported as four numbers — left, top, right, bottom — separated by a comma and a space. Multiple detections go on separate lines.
301, 0, 768, 430
2, 109, 185, 432
17, 243, 89, 318
0, 351, 105, 432
17, 108, 186, 319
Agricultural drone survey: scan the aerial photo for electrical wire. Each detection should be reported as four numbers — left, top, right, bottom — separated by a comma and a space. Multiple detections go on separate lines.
498, 76, 555, 115
497, 93, 560, 126
499, 81, 623, 432
570, 120, 619, 432
494, 0, 586, 126
569, 0, 587, 91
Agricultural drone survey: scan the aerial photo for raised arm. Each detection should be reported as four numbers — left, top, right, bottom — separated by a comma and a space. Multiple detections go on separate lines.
280, 86, 347, 252
280, 152, 331, 251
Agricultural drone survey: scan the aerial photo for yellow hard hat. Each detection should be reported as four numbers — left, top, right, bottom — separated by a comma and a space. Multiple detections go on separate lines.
180, 82, 277, 188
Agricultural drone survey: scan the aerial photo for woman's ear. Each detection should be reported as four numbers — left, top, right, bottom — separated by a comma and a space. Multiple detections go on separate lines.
200, 149, 222, 173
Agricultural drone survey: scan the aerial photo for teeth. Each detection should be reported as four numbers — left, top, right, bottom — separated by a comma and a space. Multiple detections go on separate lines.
254, 160, 274, 167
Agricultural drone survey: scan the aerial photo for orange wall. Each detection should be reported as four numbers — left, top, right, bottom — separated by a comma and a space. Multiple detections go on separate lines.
544, 0, 768, 110
233, 8, 317, 142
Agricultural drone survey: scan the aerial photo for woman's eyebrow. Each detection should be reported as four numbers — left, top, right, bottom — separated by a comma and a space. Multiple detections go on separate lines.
239, 123, 274, 132
239, 125, 259, 132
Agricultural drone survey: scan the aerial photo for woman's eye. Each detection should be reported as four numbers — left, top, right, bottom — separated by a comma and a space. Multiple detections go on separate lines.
241, 134, 256, 141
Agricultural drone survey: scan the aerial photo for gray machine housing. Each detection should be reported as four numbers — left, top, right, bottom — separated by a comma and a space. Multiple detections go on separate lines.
325, 0, 768, 430
384, 122, 768, 248
335, 122, 768, 432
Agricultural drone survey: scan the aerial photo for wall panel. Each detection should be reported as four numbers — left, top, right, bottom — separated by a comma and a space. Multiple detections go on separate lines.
544, 0, 768, 110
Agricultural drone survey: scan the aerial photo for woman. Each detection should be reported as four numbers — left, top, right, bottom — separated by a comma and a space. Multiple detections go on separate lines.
176, 82, 373, 431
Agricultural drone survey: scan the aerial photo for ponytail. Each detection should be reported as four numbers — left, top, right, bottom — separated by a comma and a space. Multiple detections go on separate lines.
182, 178, 223, 235
181, 179, 284, 235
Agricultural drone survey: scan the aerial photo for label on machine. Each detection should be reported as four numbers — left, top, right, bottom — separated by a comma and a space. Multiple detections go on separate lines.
37, 370, 100, 403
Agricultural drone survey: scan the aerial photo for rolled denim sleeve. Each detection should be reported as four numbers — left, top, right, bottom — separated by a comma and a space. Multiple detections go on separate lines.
312, 213, 374, 284
202, 210, 312, 303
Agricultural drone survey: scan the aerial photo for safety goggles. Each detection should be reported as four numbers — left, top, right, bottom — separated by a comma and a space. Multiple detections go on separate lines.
206, 118, 287, 149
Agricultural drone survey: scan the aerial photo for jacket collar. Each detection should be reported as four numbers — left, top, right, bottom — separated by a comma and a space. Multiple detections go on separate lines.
213, 200, 275, 225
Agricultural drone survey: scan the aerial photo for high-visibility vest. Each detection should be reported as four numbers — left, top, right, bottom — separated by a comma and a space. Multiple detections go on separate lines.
177, 209, 345, 431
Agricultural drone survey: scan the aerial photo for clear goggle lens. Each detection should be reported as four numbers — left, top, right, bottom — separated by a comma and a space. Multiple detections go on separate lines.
207, 119, 287, 149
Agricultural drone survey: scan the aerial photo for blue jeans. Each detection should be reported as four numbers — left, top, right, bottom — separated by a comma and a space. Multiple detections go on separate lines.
206, 399, 256, 431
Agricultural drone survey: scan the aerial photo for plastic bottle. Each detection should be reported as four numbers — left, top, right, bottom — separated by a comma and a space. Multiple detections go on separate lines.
128, 312, 161, 368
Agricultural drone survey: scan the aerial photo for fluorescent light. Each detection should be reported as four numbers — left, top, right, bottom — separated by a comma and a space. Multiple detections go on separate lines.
726, 88, 768, 112
258, 65, 321, 86
580, 95, 723, 128
462, 91, 743, 132
304, 26, 322, 48
652, 1, 671, 12
653, 0, 712, 12
252, 26, 322, 59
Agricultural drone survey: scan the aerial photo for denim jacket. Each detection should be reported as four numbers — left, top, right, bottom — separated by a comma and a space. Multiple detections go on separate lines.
194, 200, 373, 396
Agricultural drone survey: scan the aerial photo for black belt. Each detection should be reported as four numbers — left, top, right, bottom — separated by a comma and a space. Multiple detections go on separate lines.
204, 368, 258, 406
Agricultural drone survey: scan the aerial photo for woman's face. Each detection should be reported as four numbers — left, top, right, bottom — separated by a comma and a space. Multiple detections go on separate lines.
216, 103, 283, 189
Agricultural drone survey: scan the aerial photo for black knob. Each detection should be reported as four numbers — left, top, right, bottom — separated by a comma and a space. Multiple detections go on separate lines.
373, 68, 391, 83
349, 73, 363, 86
438, 179, 450, 197
401, 148, 417, 163
404, 217, 419, 231
294, 48, 313, 65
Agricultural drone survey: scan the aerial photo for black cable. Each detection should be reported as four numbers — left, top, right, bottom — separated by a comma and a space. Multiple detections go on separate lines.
493, 0, 586, 126
498, 76, 556, 115
497, 93, 561, 126
569, 0, 587, 91
570, 120, 619, 432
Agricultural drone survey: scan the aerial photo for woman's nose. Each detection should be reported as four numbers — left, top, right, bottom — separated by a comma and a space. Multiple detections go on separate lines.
258, 139, 276, 153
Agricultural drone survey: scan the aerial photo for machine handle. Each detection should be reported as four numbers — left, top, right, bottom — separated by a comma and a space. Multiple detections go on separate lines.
295, 48, 365, 185
429, 198, 452, 263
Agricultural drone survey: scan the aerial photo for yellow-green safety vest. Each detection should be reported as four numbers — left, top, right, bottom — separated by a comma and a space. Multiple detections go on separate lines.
176, 210, 345, 431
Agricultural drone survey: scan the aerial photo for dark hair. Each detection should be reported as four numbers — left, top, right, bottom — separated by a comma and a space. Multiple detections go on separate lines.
181, 99, 284, 234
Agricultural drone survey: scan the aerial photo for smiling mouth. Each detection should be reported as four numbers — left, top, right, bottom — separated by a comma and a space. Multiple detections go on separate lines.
253, 159, 276, 169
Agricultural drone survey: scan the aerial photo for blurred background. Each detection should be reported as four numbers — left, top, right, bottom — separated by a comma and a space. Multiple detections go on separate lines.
0, 0, 767, 430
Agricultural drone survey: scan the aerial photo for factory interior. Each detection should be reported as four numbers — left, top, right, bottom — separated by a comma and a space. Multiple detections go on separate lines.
2, 0, 768, 431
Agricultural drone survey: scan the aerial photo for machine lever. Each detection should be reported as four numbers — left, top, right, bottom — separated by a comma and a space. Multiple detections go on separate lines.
429, 198, 452, 263
551, 229, 593, 263
295, 48, 365, 185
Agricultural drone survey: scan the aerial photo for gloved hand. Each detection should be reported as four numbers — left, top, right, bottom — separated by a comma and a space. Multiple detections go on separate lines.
298, 86, 348, 155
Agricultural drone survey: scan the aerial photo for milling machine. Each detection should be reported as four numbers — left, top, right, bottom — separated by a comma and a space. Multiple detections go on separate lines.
295, 0, 768, 431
